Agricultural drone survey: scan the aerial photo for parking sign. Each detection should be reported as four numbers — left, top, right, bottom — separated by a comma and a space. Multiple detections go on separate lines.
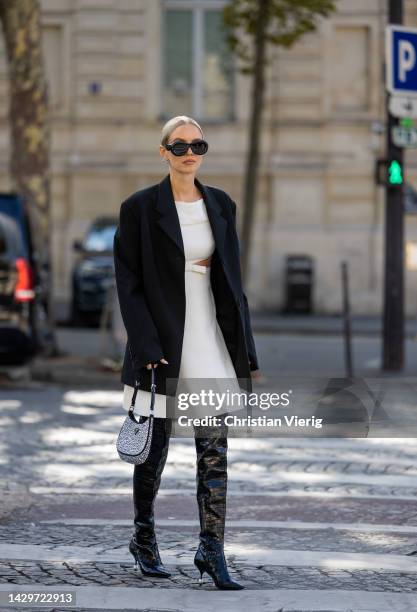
386, 25, 417, 96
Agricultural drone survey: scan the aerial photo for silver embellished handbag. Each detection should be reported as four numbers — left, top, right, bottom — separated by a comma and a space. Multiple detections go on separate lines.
116, 368, 156, 464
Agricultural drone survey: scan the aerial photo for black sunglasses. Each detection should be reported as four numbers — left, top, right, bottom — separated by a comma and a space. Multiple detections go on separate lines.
165, 139, 209, 157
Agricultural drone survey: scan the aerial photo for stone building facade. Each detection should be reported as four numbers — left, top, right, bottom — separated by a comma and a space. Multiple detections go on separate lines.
1, 0, 417, 317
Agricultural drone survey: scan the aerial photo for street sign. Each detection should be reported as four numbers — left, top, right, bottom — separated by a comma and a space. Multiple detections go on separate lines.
389, 95, 417, 118
391, 125, 417, 147
386, 25, 417, 96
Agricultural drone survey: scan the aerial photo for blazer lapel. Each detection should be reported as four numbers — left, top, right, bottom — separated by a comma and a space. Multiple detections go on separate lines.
155, 173, 227, 263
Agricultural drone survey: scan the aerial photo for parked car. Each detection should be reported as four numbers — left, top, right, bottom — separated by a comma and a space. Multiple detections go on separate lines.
71, 216, 117, 326
0, 193, 54, 366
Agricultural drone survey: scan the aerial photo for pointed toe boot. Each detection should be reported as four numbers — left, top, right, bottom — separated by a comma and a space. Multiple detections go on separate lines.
129, 533, 171, 578
193, 420, 244, 590
130, 417, 172, 578
194, 537, 244, 590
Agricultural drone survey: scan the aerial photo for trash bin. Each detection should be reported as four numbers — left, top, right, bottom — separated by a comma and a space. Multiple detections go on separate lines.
284, 255, 314, 314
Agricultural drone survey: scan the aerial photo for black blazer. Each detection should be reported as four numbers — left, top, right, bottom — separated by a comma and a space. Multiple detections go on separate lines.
113, 173, 259, 396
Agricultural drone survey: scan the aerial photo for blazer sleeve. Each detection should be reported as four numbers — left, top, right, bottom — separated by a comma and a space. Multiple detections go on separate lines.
229, 198, 260, 372
113, 200, 164, 374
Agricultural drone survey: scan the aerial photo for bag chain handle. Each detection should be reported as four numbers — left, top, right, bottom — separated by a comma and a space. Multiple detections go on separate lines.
129, 367, 156, 415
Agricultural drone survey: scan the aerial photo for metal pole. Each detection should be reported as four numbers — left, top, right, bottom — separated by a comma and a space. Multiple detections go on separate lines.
382, 0, 405, 371
341, 261, 353, 378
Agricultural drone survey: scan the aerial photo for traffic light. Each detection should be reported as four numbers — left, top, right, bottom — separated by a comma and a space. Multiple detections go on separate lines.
388, 160, 403, 185
375, 158, 404, 187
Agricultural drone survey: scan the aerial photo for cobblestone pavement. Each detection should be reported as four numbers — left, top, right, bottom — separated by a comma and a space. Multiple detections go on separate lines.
2, 558, 417, 591
2, 335, 417, 610
0, 523, 416, 554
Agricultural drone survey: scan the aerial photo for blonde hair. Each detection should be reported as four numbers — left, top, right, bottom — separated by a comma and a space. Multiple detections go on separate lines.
160, 115, 204, 147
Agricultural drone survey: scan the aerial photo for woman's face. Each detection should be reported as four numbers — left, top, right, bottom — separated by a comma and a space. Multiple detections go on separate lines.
159, 124, 204, 175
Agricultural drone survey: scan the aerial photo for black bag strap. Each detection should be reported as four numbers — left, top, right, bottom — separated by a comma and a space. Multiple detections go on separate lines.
129, 367, 156, 415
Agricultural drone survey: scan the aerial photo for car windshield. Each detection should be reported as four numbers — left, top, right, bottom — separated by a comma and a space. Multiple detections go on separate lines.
84, 224, 116, 252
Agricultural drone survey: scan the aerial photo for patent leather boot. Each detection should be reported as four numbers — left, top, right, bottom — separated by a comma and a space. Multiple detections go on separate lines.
129, 530, 171, 578
193, 421, 244, 590
130, 417, 172, 578
194, 536, 244, 590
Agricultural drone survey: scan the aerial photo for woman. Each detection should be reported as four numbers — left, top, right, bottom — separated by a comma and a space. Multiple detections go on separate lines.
113, 115, 259, 590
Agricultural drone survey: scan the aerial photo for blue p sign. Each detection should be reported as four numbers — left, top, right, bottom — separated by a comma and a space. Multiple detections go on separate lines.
386, 26, 417, 96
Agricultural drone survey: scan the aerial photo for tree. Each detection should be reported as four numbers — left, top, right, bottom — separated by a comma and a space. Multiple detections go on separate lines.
0, 0, 58, 355
223, 0, 336, 286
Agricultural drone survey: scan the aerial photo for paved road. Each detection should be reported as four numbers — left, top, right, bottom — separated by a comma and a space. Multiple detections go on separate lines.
1, 332, 417, 610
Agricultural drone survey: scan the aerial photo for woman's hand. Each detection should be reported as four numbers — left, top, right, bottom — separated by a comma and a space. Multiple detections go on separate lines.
146, 358, 169, 370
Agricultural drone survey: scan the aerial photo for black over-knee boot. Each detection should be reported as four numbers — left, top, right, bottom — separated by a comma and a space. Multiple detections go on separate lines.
194, 418, 244, 590
129, 416, 172, 577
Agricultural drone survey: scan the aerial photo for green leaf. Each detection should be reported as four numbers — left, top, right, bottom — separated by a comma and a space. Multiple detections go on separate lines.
223, 0, 336, 67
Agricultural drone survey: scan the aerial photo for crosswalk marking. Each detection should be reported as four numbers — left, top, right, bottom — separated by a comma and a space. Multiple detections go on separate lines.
29, 485, 417, 502
0, 585, 416, 612
2, 542, 417, 572
39, 462, 417, 489
39, 517, 417, 534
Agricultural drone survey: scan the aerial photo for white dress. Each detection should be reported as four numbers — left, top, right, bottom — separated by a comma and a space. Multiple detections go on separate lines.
123, 197, 241, 417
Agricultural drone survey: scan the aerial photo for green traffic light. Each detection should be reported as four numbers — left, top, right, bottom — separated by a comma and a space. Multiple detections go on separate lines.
388, 160, 403, 185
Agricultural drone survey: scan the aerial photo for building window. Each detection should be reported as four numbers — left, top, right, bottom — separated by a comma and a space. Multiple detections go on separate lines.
161, 0, 234, 121
42, 25, 64, 110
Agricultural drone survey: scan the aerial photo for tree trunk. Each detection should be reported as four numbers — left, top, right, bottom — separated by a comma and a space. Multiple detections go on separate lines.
0, 0, 58, 355
240, 0, 269, 287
